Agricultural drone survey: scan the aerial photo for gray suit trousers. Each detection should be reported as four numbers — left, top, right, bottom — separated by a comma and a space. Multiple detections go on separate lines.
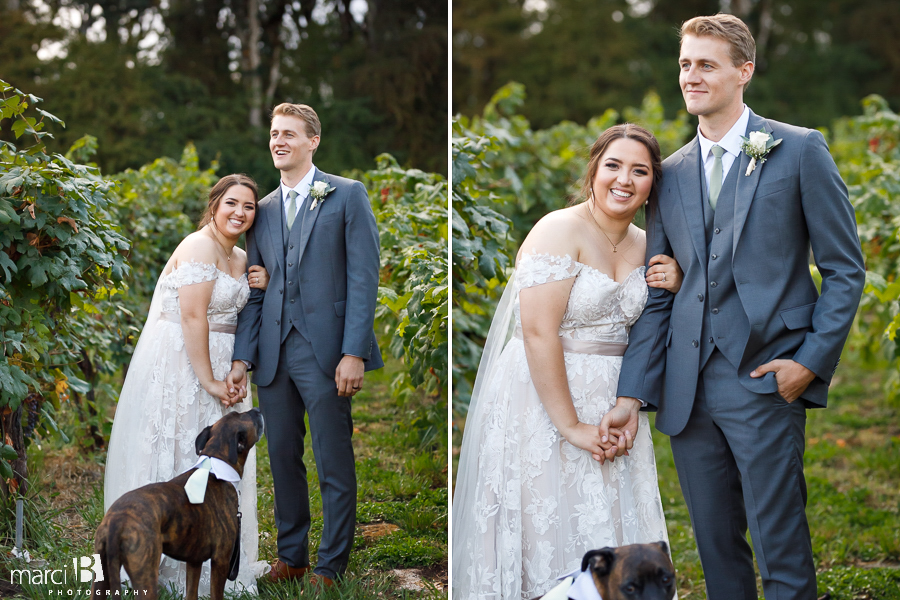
257, 328, 356, 579
671, 349, 816, 600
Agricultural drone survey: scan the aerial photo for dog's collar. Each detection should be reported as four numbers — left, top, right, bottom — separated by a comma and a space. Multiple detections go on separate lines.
189, 455, 241, 482
187, 455, 241, 484
183, 456, 241, 504
543, 567, 603, 600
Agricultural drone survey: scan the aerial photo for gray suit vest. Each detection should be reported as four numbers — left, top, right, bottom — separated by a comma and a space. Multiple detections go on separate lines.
280, 192, 311, 342
699, 157, 750, 371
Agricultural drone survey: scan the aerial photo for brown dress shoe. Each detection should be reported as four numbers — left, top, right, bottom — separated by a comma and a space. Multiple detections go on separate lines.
266, 559, 311, 582
307, 573, 335, 588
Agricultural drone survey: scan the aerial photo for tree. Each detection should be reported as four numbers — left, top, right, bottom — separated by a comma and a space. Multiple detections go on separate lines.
453, 0, 899, 132
0, 0, 447, 184
0, 80, 129, 492
364, 154, 448, 398
830, 94, 900, 398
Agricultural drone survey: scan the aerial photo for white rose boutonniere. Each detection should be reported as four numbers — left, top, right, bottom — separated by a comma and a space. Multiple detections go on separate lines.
740, 129, 782, 176
309, 181, 336, 211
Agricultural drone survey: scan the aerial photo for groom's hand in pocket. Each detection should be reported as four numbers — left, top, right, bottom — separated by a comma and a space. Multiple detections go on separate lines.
751, 359, 815, 403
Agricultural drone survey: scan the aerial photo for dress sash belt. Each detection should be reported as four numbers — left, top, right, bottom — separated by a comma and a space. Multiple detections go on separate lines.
513, 327, 627, 356
159, 312, 237, 334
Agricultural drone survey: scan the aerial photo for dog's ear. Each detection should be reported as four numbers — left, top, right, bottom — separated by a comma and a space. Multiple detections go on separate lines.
195, 425, 213, 455
582, 547, 616, 575
229, 430, 247, 465
655, 541, 669, 555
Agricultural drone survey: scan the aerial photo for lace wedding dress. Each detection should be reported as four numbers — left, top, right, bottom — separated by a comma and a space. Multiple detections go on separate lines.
104, 260, 269, 594
453, 252, 671, 600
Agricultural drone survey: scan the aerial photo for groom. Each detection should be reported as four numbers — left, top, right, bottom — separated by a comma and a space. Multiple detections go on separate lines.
229, 102, 383, 585
603, 14, 865, 600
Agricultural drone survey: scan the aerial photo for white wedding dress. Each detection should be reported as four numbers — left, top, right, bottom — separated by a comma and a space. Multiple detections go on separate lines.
104, 260, 268, 595
452, 252, 671, 600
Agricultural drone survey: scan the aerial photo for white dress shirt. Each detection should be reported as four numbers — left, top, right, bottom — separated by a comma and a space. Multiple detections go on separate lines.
697, 105, 751, 194
280, 165, 318, 222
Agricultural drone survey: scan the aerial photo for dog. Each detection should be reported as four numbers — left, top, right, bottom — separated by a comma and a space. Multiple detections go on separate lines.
92, 408, 265, 600
580, 542, 675, 600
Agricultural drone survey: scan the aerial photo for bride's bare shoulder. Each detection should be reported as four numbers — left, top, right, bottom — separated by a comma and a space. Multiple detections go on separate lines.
169, 230, 219, 269
517, 205, 587, 264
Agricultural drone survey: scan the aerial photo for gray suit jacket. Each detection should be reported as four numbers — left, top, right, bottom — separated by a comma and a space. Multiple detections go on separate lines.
617, 110, 865, 436
233, 170, 384, 387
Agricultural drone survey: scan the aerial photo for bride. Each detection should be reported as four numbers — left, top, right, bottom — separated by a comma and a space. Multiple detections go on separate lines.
452, 124, 684, 599
103, 174, 270, 594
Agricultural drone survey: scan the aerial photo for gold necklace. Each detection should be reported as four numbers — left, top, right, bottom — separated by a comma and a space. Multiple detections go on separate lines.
586, 200, 634, 253
207, 224, 234, 261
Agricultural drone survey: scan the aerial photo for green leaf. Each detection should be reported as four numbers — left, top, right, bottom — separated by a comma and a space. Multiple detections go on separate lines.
0, 96, 21, 120
0, 444, 17, 461
40, 407, 70, 443
65, 374, 91, 394
27, 262, 49, 286
11, 119, 27, 139
36, 107, 64, 127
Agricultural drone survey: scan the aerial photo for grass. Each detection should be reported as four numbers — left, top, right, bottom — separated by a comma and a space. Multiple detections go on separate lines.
451, 351, 900, 599
0, 358, 448, 599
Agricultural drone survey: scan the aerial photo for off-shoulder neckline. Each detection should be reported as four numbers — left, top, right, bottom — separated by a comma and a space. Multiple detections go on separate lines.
162, 260, 248, 284
518, 251, 644, 285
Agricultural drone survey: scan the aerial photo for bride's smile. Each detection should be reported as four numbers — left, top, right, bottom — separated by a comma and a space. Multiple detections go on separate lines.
212, 185, 257, 239
590, 137, 654, 224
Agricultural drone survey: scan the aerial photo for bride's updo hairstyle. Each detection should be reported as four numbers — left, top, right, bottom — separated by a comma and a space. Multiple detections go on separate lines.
578, 123, 662, 212
198, 174, 259, 229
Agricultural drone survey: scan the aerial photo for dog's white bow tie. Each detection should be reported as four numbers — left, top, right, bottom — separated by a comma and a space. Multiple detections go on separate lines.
542, 567, 603, 600
183, 456, 241, 504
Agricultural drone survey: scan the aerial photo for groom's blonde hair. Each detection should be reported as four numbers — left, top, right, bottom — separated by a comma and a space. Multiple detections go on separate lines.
681, 14, 756, 68
271, 103, 321, 140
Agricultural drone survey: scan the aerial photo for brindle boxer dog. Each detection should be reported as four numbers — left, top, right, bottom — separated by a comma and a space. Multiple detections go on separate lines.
92, 408, 265, 600
580, 542, 676, 600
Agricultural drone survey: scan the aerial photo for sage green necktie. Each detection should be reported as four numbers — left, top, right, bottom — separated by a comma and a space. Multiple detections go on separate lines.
709, 145, 725, 210
286, 189, 299, 230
